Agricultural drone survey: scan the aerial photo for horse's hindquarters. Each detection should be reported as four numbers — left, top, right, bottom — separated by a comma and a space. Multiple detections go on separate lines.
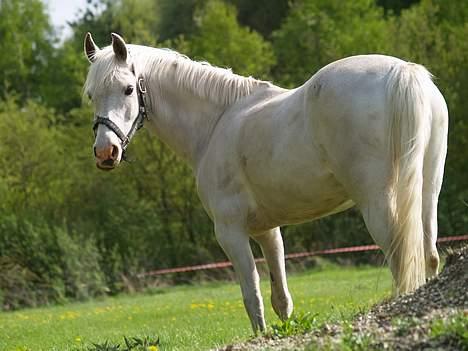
307, 55, 447, 292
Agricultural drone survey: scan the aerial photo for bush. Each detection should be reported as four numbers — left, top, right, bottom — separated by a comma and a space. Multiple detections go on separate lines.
0, 215, 107, 309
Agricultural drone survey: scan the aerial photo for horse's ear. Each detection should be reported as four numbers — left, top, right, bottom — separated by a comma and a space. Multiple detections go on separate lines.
84, 32, 99, 63
111, 32, 128, 62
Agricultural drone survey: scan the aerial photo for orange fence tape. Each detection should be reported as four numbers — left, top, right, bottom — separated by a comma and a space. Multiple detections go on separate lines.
138, 234, 468, 278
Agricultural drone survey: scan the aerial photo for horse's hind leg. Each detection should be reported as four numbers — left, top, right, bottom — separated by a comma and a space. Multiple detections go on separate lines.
422, 173, 442, 278
422, 105, 448, 278
253, 227, 293, 320
350, 164, 418, 291
359, 192, 394, 266
359, 189, 418, 293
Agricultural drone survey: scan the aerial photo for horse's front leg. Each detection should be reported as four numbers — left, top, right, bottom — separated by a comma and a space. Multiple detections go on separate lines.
253, 227, 293, 321
215, 221, 266, 333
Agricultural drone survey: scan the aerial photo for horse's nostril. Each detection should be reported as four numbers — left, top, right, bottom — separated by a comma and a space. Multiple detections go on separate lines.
102, 159, 115, 167
111, 145, 119, 160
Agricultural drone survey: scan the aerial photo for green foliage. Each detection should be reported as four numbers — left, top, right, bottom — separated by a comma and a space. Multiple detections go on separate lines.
377, 0, 420, 14
156, 0, 201, 41
187, 0, 276, 78
340, 324, 373, 351
229, 0, 290, 38
89, 341, 120, 351
0, 98, 66, 213
392, 316, 419, 337
123, 336, 160, 350
89, 335, 160, 351
0, 0, 466, 310
0, 0, 55, 101
430, 312, 468, 349
42, 41, 90, 113
270, 312, 320, 338
272, 0, 391, 86
0, 215, 107, 309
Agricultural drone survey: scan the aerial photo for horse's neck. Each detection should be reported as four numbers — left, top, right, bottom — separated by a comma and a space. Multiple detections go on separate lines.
137, 49, 266, 167
146, 78, 225, 166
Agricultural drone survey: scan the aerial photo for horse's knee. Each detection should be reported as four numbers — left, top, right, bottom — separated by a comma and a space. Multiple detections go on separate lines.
271, 290, 293, 321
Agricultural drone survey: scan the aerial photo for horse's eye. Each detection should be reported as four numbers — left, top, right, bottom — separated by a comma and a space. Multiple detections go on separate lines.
124, 86, 134, 95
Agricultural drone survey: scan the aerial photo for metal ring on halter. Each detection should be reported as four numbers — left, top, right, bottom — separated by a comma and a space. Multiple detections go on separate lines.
138, 77, 147, 94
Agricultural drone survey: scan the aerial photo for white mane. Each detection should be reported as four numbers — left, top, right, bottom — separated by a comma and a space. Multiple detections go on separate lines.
84, 45, 270, 106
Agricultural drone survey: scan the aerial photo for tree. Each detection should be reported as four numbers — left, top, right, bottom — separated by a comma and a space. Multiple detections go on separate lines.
156, 0, 202, 41
0, 0, 55, 102
272, 0, 391, 86
229, 0, 289, 38
377, 0, 420, 14
186, 0, 276, 78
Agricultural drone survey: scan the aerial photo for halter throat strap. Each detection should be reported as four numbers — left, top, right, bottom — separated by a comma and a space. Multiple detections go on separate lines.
93, 75, 148, 161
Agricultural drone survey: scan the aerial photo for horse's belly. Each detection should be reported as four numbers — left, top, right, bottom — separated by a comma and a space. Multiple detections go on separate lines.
249, 199, 354, 232
246, 168, 354, 233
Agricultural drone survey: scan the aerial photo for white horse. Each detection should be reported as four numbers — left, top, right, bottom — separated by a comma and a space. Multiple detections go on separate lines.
83, 33, 448, 332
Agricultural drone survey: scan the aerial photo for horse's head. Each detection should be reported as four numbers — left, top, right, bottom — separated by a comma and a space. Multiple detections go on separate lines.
84, 32, 146, 170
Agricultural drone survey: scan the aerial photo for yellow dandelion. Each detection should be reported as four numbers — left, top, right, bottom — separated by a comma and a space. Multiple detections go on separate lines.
75, 337, 82, 343
147, 346, 158, 351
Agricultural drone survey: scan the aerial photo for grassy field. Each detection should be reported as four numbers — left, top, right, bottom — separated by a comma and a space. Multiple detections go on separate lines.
0, 265, 392, 351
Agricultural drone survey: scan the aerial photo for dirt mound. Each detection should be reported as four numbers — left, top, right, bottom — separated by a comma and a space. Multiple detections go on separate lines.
373, 246, 467, 317
219, 245, 468, 351
349, 245, 468, 350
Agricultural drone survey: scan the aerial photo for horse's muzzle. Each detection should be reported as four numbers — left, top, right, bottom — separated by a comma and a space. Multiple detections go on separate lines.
94, 144, 120, 170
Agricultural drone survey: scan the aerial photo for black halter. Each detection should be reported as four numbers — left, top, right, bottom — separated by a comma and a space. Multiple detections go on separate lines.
93, 76, 148, 161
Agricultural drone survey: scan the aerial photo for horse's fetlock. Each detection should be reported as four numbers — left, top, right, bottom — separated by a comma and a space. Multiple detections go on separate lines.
426, 252, 439, 277
272, 291, 293, 320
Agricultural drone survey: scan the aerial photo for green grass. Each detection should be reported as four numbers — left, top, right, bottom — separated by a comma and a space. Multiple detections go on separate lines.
269, 312, 321, 338
430, 312, 468, 349
0, 265, 391, 351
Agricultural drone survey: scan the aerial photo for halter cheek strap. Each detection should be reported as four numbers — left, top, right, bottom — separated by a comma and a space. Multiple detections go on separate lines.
93, 76, 148, 161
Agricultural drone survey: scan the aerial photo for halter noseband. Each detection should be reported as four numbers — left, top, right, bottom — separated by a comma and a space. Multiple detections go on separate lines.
93, 75, 148, 161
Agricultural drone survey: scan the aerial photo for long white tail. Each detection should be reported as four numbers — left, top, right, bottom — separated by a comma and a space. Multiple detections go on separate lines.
386, 62, 432, 294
